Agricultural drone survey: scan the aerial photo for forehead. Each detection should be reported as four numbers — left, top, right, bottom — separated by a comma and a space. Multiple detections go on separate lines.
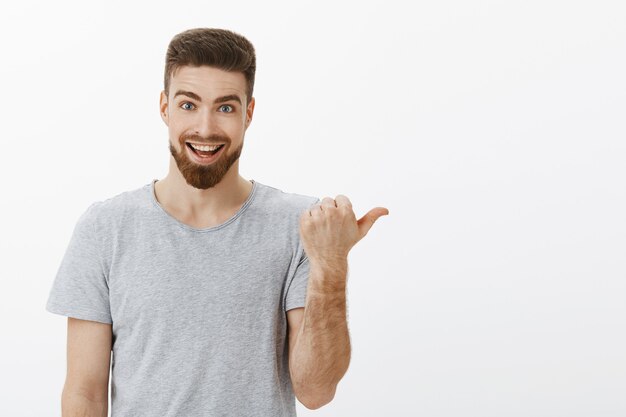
169, 65, 246, 98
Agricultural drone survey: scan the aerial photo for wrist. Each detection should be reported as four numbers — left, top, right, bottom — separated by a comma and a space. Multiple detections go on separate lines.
309, 257, 348, 274
308, 258, 348, 295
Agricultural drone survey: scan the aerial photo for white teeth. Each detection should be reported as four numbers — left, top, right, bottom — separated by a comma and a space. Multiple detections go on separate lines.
189, 143, 222, 151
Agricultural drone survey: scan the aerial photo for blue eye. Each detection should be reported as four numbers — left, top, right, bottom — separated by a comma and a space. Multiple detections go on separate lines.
181, 102, 195, 110
219, 105, 233, 113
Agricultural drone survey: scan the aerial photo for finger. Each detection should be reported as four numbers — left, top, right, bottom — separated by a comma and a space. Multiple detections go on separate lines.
305, 201, 320, 217
309, 202, 323, 217
320, 197, 337, 210
334, 194, 352, 210
301, 207, 313, 220
357, 207, 390, 237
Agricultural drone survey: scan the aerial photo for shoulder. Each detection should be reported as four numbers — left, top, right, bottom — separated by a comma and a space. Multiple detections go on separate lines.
77, 182, 152, 233
254, 181, 319, 219
255, 180, 319, 211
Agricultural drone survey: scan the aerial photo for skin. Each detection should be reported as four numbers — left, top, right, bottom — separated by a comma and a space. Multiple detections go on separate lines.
155, 64, 390, 409
288, 196, 389, 408
155, 65, 256, 228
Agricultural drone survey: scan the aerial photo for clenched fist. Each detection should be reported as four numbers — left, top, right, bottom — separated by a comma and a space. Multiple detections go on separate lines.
299, 195, 389, 267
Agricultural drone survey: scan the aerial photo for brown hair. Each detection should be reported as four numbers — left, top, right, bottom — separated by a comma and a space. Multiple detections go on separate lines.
164, 28, 256, 104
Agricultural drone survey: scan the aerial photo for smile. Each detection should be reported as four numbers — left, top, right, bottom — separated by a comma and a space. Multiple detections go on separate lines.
185, 142, 225, 164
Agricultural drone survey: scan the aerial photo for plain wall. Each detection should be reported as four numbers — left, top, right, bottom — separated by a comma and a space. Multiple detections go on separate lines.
0, 0, 624, 416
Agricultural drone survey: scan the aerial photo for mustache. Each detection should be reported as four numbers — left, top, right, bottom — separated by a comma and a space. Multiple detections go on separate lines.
181, 133, 231, 144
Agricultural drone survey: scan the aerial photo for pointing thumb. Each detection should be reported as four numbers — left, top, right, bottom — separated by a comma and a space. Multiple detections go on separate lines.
357, 207, 389, 238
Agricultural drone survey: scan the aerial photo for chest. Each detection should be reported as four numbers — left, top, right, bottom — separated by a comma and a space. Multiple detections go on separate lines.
106, 225, 294, 326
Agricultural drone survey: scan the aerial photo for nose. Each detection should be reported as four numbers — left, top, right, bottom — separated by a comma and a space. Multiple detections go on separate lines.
193, 107, 219, 138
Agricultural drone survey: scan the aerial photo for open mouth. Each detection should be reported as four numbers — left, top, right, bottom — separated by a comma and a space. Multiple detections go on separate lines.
186, 142, 225, 159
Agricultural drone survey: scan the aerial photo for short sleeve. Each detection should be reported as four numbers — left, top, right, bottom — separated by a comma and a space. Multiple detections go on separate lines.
284, 249, 312, 312
284, 197, 320, 312
45, 203, 112, 324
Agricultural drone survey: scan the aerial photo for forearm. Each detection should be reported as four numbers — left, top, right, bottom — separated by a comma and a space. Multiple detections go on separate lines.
290, 259, 351, 406
62, 389, 108, 417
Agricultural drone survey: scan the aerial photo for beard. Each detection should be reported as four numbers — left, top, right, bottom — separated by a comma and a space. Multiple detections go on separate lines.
169, 133, 243, 190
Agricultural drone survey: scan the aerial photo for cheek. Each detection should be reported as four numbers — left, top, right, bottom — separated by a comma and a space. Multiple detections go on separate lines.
226, 118, 247, 134
167, 119, 184, 135
168, 126, 185, 146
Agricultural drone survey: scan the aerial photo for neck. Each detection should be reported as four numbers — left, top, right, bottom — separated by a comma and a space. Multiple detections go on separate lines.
154, 158, 253, 224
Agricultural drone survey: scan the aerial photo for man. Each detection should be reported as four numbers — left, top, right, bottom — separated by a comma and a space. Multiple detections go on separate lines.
46, 27, 389, 416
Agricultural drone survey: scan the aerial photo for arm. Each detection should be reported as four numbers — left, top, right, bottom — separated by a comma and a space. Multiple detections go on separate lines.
288, 259, 351, 410
61, 317, 112, 417
289, 193, 388, 409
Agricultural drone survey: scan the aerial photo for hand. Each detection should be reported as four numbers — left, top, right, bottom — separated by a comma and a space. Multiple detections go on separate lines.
299, 195, 389, 267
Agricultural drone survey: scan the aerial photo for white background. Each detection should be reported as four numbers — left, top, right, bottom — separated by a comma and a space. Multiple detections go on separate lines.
1, 0, 625, 416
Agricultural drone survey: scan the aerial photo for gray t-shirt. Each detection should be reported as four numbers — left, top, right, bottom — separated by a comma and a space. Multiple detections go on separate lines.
46, 179, 320, 416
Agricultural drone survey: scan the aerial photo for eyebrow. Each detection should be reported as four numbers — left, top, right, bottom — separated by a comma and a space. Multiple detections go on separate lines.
173, 90, 242, 105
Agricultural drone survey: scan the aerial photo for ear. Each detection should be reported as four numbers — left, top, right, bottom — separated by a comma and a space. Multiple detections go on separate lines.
159, 90, 169, 126
245, 97, 255, 129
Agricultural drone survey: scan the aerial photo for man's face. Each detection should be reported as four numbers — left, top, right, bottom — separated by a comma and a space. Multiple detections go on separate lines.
159, 65, 255, 189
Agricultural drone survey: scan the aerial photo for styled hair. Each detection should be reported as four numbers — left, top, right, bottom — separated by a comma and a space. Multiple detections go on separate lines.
164, 28, 256, 104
